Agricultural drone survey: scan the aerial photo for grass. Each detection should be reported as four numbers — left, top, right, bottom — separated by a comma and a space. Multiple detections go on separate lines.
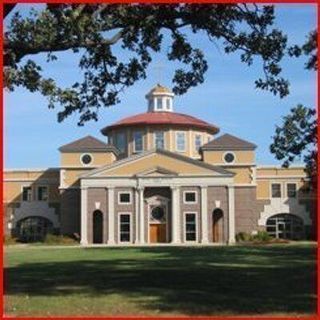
4, 243, 317, 316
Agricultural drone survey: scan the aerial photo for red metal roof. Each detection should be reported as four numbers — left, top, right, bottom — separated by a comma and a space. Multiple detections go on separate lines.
101, 112, 219, 135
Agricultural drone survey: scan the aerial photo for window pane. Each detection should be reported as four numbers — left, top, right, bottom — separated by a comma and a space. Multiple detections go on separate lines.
120, 193, 130, 204
195, 135, 202, 151
120, 214, 131, 242
120, 233, 130, 242
156, 98, 163, 110
186, 233, 196, 241
271, 184, 281, 198
133, 131, 143, 152
186, 214, 196, 222
185, 192, 196, 203
120, 214, 130, 223
120, 224, 130, 232
287, 184, 297, 198
38, 186, 48, 201
176, 132, 185, 151
22, 187, 32, 201
116, 132, 126, 153
155, 131, 164, 149
166, 98, 170, 109
186, 224, 196, 232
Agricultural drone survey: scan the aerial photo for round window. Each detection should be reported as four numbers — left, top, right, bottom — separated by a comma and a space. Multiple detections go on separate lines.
151, 206, 165, 221
81, 154, 92, 165
224, 152, 235, 163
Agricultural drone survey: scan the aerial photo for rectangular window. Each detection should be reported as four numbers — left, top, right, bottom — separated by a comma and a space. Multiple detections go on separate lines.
271, 183, 281, 198
119, 192, 131, 204
119, 214, 131, 242
156, 98, 163, 110
176, 132, 186, 152
184, 191, 197, 204
185, 213, 197, 242
115, 132, 126, 153
22, 186, 32, 202
133, 131, 143, 153
195, 134, 202, 152
166, 98, 171, 110
287, 183, 297, 198
154, 131, 165, 149
37, 186, 48, 201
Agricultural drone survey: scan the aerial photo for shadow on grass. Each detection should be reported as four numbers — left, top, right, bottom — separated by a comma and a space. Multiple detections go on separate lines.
5, 245, 316, 315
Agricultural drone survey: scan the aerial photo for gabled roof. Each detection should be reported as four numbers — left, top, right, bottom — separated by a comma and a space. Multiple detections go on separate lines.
59, 135, 119, 155
81, 148, 234, 178
201, 133, 257, 151
101, 112, 219, 135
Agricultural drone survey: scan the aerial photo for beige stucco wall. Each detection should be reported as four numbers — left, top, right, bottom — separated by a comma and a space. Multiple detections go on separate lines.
225, 167, 253, 184
4, 170, 60, 203
97, 153, 216, 176
61, 152, 116, 167
108, 126, 213, 159
63, 168, 93, 187
203, 150, 255, 164
256, 167, 312, 199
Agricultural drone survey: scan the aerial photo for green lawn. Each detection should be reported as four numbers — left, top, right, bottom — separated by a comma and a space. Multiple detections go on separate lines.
4, 243, 317, 316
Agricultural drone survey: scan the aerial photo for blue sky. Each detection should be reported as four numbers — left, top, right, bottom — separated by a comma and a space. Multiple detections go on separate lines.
4, 4, 317, 168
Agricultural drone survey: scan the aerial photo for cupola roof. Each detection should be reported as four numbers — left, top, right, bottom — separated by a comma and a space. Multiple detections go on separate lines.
101, 112, 219, 135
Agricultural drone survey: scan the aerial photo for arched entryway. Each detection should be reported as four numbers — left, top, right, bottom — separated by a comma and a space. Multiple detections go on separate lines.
266, 213, 304, 240
16, 216, 53, 242
212, 208, 223, 242
93, 210, 103, 244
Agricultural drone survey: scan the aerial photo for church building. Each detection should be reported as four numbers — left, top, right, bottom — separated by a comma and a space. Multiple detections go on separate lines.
4, 85, 315, 245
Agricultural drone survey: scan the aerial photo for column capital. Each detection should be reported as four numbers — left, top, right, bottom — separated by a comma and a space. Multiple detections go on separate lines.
170, 185, 180, 191
81, 186, 88, 190
137, 186, 145, 192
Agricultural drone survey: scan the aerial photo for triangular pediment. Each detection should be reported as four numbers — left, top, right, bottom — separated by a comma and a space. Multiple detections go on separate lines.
81, 149, 234, 178
135, 166, 178, 177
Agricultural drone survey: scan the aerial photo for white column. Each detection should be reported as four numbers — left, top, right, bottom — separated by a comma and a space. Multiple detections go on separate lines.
135, 189, 139, 244
171, 186, 181, 243
228, 186, 235, 244
107, 187, 115, 244
139, 187, 145, 244
201, 186, 209, 243
80, 187, 88, 245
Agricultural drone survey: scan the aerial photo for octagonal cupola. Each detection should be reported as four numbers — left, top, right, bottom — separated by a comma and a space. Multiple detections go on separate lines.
146, 84, 174, 112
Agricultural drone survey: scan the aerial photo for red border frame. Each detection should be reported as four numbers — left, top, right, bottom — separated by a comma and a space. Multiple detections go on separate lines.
1, 1, 319, 320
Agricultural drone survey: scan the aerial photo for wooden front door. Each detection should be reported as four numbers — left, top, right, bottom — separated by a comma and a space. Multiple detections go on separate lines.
212, 209, 223, 243
150, 224, 167, 243
212, 221, 219, 242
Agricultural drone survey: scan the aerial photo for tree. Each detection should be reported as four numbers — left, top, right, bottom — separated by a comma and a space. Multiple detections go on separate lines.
270, 30, 317, 180
4, 3, 289, 125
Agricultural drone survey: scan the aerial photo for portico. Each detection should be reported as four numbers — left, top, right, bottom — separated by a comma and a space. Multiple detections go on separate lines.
79, 149, 235, 246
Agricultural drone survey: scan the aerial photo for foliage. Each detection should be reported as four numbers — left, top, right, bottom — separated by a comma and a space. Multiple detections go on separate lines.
4, 235, 19, 245
236, 231, 271, 243
270, 104, 317, 179
43, 234, 79, 245
270, 28, 317, 178
4, 4, 289, 125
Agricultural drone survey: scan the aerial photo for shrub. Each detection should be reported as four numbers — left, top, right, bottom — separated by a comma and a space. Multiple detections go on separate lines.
4, 235, 18, 245
43, 234, 79, 245
252, 231, 271, 242
236, 231, 271, 243
236, 232, 252, 242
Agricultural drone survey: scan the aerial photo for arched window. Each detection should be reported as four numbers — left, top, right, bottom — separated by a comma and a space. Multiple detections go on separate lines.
16, 216, 53, 242
266, 213, 304, 240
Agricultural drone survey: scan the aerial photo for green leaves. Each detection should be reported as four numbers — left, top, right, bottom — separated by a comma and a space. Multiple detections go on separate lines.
5, 4, 290, 124
270, 105, 317, 177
